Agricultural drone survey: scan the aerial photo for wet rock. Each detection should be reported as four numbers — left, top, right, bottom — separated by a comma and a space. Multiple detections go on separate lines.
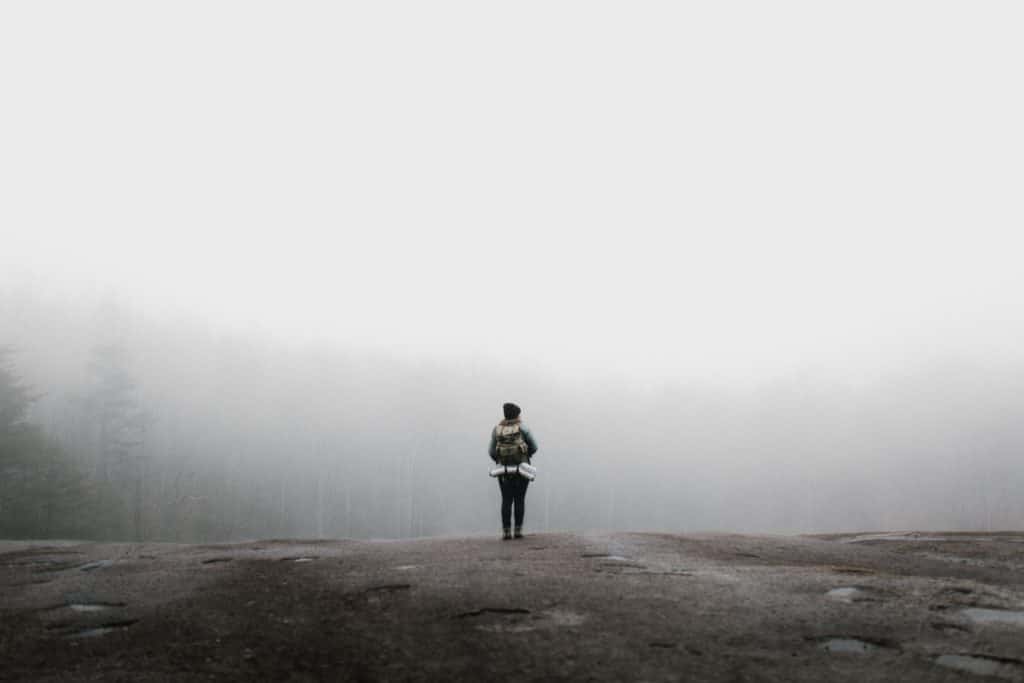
931, 621, 971, 635
826, 586, 883, 603
816, 637, 898, 655
68, 603, 124, 613
935, 654, 1024, 679
77, 560, 113, 572
826, 565, 875, 575
456, 607, 530, 618
366, 584, 411, 594
961, 608, 1024, 627
66, 620, 138, 639
826, 587, 863, 602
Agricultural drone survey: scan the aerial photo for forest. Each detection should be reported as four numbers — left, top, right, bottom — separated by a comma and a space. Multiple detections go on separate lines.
3, 287, 1024, 543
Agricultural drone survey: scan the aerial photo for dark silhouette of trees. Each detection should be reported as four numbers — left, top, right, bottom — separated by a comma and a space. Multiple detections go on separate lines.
84, 344, 150, 539
0, 347, 95, 538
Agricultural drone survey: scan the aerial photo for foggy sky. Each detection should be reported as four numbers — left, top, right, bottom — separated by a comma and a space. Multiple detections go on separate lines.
3, 2, 1023, 384
3, 2, 1024, 540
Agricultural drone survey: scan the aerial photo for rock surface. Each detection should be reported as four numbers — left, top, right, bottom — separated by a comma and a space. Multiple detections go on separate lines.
3, 531, 1024, 681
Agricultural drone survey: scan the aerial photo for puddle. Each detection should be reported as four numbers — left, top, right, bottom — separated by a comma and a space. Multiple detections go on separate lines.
826, 587, 881, 603
78, 560, 113, 572
962, 608, 1024, 626
826, 587, 863, 602
292, 558, 315, 563
544, 609, 585, 627
461, 607, 584, 633
581, 553, 630, 561
68, 603, 123, 613
393, 565, 418, 571
819, 638, 890, 654
845, 533, 997, 544
67, 620, 138, 639
72, 626, 118, 638
935, 654, 1024, 679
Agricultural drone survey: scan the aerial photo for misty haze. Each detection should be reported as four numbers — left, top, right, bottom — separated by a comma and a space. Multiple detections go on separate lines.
2, 289, 1024, 543
3, 2, 1023, 681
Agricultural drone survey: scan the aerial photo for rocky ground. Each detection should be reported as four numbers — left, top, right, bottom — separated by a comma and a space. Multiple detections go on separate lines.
2, 531, 1024, 681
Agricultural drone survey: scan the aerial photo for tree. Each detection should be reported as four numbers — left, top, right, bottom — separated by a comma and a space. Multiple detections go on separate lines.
85, 344, 150, 539
0, 346, 33, 433
0, 347, 96, 539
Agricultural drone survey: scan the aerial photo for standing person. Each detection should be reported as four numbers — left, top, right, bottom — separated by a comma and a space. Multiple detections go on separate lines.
489, 402, 539, 540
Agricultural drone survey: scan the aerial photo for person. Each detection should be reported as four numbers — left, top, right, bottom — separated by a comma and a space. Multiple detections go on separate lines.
488, 402, 538, 540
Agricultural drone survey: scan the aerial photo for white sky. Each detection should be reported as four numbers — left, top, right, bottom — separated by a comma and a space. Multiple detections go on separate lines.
2, 2, 1023, 381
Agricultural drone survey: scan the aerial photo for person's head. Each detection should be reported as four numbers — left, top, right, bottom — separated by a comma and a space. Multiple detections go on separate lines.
503, 402, 521, 420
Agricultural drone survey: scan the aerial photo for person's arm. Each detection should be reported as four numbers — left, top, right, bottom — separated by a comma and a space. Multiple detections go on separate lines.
521, 425, 538, 458
488, 427, 498, 462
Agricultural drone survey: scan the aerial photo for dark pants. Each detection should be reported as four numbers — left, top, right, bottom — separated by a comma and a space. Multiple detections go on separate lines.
498, 475, 529, 529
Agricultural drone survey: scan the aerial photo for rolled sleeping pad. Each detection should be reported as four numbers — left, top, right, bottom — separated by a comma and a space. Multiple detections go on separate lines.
488, 463, 538, 480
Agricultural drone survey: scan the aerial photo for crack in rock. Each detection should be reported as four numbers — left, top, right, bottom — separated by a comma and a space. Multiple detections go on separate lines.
456, 607, 531, 619
366, 584, 411, 593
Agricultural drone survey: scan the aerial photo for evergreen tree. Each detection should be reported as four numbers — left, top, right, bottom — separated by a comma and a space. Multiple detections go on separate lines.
0, 347, 97, 538
0, 345, 32, 432
84, 344, 151, 539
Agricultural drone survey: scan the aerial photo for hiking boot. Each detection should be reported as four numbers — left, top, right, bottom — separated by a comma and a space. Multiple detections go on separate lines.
513, 527, 523, 539
502, 528, 512, 541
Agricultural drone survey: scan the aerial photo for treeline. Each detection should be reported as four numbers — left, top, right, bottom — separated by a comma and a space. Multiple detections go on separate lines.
2, 338, 444, 543
0, 345, 272, 541
0, 346, 107, 539
4, 289, 1024, 541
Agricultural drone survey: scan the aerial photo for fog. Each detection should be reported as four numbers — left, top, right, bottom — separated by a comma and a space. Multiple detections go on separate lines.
2, 2, 1023, 540
2, 286, 1023, 541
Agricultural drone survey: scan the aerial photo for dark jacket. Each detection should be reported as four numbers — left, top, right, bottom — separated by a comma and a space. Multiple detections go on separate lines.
488, 420, 538, 464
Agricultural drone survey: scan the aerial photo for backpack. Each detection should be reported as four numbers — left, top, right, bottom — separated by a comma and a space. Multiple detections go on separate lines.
495, 421, 528, 465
